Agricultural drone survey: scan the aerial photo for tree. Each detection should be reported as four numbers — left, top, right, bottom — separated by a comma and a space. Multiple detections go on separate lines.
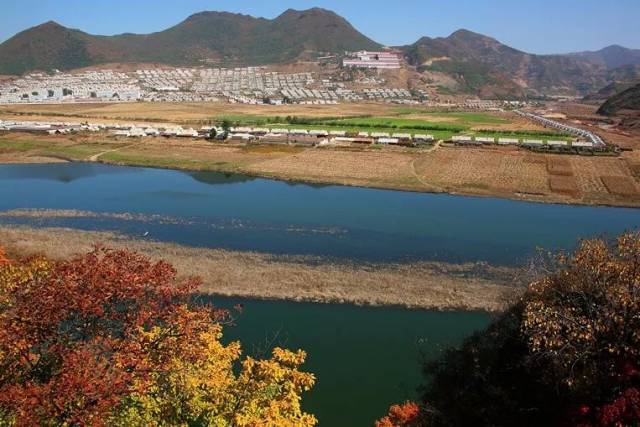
207, 127, 217, 140
385, 233, 640, 427
0, 246, 316, 426
522, 233, 640, 425
219, 119, 231, 140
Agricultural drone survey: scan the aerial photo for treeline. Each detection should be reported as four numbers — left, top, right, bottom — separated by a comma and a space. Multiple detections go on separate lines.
323, 120, 466, 132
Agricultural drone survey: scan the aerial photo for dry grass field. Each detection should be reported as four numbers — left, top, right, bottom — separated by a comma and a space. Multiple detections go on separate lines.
0, 102, 416, 124
1, 131, 639, 207
601, 176, 640, 197
0, 225, 518, 311
0, 101, 547, 131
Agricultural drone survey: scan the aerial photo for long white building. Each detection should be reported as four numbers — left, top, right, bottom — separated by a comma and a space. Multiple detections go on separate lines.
343, 51, 401, 69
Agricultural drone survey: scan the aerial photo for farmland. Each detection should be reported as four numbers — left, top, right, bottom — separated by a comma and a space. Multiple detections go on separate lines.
1, 131, 639, 207
0, 101, 636, 207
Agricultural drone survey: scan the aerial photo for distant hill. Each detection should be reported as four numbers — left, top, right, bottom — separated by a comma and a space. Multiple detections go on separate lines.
583, 81, 639, 101
569, 45, 640, 70
1, 9, 638, 99
403, 29, 609, 97
597, 83, 640, 115
0, 8, 380, 74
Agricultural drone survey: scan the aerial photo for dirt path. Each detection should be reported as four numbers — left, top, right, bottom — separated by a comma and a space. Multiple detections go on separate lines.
411, 141, 445, 191
88, 140, 147, 161
425, 140, 443, 153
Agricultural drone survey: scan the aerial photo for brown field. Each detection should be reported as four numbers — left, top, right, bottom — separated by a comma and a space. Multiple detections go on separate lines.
601, 176, 640, 197
0, 101, 545, 132
546, 157, 573, 176
0, 225, 519, 312
549, 175, 580, 196
0, 102, 417, 124
1, 132, 640, 207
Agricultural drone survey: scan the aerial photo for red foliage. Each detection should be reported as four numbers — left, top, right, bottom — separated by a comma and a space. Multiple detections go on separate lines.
598, 387, 640, 426
0, 246, 225, 426
375, 401, 421, 427
0, 247, 8, 265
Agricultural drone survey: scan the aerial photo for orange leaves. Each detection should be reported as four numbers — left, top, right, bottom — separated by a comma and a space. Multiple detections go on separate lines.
375, 401, 421, 427
0, 247, 8, 265
0, 246, 216, 425
0, 245, 316, 426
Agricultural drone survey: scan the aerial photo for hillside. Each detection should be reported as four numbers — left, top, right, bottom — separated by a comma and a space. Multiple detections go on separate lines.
569, 45, 640, 69
583, 81, 638, 101
0, 8, 380, 74
404, 29, 608, 97
597, 83, 640, 115
1, 9, 639, 99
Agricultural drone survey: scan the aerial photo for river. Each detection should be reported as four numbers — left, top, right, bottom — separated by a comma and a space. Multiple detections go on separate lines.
0, 162, 638, 425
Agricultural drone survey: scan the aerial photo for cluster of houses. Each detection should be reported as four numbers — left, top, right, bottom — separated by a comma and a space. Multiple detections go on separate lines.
0, 118, 435, 146
464, 99, 528, 110
222, 127, 435, 146
0, 71, 141, 103
363, 88, 412, 100
1, 117, 607, 154
515, 110, 606, 147
0, 119, 104, 134
450, 134, 598, 151
0, 65, 424, 105
108, 125, 435, 146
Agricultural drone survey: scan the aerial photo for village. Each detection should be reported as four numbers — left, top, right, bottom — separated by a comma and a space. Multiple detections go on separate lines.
0, 112, 607, 154
0, 54, 420, 106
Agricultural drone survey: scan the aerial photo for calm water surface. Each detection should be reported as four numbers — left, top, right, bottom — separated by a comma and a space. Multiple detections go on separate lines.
1, 162, 638, 265
205, 296, 490, 426
1, 162, 638, 425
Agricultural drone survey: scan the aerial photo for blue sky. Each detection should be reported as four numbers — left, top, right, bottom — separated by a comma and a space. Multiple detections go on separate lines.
2, 0, 639, 53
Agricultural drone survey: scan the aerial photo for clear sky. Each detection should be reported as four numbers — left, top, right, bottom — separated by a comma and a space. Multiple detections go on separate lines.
2, 0, 639, 54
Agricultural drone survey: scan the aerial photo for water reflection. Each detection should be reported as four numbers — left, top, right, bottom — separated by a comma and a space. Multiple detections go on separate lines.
0, 162, 139, 183
188, 171, 256, 186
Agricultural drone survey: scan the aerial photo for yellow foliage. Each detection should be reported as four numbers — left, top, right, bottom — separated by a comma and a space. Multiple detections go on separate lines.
0, 249, 316, 426
111, 323, 316, 426
522, 233, 640, 392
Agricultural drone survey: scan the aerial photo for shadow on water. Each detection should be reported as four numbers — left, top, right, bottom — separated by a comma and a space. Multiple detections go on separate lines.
187, 171, 257, 186
0, 162, 140, 183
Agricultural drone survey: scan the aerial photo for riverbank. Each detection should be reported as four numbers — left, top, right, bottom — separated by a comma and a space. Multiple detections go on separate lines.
1, 132, 639, 208
0, 225, 520, 312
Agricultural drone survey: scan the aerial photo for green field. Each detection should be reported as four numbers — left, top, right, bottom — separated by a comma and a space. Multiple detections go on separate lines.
207, 111, 570, 143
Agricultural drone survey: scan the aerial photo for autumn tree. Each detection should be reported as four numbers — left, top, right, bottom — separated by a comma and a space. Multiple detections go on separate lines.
522, 233, 640, 425
0, 246, 316, 426
384, 233, 640, 427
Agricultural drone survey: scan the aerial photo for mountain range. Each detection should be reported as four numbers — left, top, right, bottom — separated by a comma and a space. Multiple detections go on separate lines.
0, 7, 638, 98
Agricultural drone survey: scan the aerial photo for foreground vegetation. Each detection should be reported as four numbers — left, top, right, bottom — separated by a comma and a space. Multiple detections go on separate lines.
380, 233, 640, 426
0, 246, 316, 426
2, 229, 640, 425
